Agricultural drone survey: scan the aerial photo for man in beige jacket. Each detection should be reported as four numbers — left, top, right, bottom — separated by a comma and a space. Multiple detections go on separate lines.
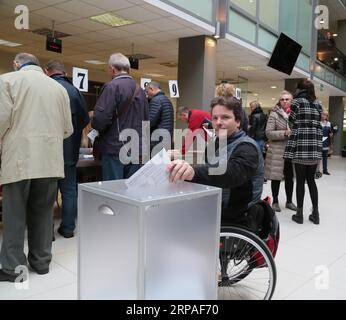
0, 53, 73, 282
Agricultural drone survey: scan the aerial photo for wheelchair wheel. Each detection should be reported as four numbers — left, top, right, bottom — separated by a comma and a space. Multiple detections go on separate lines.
218, 226, 276, 300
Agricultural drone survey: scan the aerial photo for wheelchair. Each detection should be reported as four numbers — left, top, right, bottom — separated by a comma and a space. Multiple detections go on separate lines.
217, 200, 280, 300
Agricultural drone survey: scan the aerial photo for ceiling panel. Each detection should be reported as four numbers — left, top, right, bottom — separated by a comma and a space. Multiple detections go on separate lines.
33, 7, 80, 23
81, 0, 135, 11
55, 0, 105, 17
114, 6, 162, 22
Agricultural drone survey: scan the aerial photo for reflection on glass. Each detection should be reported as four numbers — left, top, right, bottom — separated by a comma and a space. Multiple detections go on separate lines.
231, 0, 257, 17
165, 0, 213, 22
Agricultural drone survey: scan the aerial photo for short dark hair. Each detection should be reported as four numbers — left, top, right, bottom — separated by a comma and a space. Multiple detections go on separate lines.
45, 60, 66, 73
148, 81, 161, 90
210, 96, 242, 123
178, 106, 189, 114
296, 79, 316, 102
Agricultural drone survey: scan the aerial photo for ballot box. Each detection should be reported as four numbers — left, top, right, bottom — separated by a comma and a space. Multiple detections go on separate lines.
78, 180, 221, 300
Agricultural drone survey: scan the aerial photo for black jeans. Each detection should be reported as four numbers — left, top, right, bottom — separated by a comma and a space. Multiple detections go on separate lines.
294, 163, 318, 209
322, 150, 329, 173
271, 160, 294, 204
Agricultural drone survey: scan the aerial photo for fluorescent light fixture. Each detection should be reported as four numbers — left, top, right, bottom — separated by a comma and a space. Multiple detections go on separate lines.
90, 13, 136, 27
84, 60, 106, 65
0, 39, 22, 47
333, 33, 338, 37
271, 86, 277, 89
237, 65, 257, 71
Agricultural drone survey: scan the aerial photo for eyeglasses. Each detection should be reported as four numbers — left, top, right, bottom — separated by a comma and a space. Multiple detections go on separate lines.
280, 98, 290, 102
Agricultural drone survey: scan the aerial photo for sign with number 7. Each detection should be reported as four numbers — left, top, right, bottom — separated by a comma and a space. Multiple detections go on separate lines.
73, 67, 88, 92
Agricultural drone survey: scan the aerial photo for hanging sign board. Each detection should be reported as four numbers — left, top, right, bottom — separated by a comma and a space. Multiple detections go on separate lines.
73, 67, 88, 92
235, 88, 241, 99
140, 78, 151, 90
169, 80, 179, 98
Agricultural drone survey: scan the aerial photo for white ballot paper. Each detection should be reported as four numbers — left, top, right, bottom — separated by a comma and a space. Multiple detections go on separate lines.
125, 148, 171, 189
87, 129, 99, 144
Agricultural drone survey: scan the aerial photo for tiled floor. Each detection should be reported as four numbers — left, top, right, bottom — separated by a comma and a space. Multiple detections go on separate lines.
0, 156, 346, 300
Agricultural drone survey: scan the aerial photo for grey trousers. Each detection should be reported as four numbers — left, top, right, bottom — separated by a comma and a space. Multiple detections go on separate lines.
0, 178, 57, 274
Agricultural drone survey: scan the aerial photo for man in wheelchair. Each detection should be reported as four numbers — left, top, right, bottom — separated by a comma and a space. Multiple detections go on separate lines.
168, 96, 266, 236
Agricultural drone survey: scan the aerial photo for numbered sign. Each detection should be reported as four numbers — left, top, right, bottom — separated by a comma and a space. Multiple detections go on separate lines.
140, 78, 151, 90
235, 88, 241, 100
73, 67, 88, 92
169, 80, 179, 98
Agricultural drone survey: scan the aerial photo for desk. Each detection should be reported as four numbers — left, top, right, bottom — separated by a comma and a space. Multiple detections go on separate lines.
77, 158, 102, 183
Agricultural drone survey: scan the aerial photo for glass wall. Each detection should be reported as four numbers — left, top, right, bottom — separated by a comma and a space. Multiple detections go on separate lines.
259, 0, 279, 31
230, 0, 257, 17
164, 0, 214, 23
228, 10, 256, 44
279, 0, 312, 54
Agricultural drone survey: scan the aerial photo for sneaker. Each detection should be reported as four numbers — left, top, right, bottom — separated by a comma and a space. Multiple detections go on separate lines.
57, 226, 74, 238
286, 202, 297, 211
272, 203, 281, 212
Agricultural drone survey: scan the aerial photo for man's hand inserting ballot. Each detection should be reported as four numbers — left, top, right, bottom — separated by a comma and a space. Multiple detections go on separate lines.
167, 159, 195, 183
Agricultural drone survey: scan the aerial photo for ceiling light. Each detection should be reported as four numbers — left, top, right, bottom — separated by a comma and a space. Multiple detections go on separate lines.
320, 19, 324, 24
333, 33, 338, 37
0, 39, 22, 47
271, 86, 277, 89
90, 13, 136, 27
84, 60, 106, 65
334, 57, 339, 61
253, 93, 258, 96
237, 65, 257, 71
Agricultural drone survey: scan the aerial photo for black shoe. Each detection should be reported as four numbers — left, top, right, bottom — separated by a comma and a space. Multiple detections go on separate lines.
292, 208, 303, 224
323, 171, 330, 175
57, 226, 74, 238
29, 265, 49, 275
0, 269, 18, 282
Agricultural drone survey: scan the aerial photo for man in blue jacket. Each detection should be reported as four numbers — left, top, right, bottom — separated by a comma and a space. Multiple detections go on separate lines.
145, 81, 174, 154
45, 60, 90, 238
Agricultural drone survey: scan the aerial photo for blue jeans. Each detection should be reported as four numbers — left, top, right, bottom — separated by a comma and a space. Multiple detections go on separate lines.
255, 139, 265, 154
102, 155, 141, 181
58, 165, 77, 233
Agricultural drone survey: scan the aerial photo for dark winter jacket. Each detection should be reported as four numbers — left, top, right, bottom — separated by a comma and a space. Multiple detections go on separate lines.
51, 74, 89, 165
249, 107, 267, 141
191, 130, 264, 225
149, 91, 174, 149
92, 74, 149, 158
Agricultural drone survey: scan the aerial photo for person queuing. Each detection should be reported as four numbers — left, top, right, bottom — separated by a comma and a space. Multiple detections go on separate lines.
248, 101, 268, 155
177, 106, 211, 155
283, 80, 323, 225
265, 91, 296, 213
45, 60, 90, 239
0, 53, 73, 282
91, 53, 149, 180
321, 110, 333, 175
145, 81, 174, 154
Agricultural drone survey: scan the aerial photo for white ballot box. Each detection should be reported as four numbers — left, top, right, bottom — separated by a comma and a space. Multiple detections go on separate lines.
78, 180, 221, 300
